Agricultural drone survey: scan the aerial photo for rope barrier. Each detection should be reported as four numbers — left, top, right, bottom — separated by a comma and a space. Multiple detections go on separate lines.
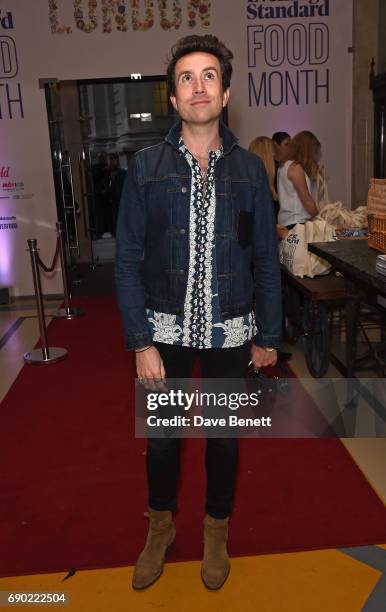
23, 223, 85, 365
24, 237, 68, 365
36, 237, 60, 273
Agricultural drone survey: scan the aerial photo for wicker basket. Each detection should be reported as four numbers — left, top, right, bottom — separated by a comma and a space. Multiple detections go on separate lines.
367, 178, 386, 215
368, 213, 386, 252
367, 178, 386, 252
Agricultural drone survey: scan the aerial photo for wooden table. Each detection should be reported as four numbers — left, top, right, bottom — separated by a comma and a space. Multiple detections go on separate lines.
308, 240, 386, 377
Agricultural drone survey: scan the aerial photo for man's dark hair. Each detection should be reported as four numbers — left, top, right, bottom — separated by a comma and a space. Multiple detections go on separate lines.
272, 131, 291, 145
167, 35, 233, 95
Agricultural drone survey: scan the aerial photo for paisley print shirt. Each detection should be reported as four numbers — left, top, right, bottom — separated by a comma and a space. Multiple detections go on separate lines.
146, 138, 256, 348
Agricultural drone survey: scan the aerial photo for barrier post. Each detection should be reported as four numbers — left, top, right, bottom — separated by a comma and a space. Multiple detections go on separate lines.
24, 239, 68, 365
55, 222, 84, 319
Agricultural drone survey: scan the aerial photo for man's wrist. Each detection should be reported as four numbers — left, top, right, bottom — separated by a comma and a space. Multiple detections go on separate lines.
252, 344, 277, 352
253, 335, 280, 350
134, 345, 152, 354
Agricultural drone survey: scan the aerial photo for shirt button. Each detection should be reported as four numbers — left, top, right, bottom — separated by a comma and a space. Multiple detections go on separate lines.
180, 228, 185, 235
181, 186, 187, 193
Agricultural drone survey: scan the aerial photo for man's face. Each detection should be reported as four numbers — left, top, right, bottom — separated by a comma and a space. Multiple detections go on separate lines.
275, 137, 291, 162
170, 52, 229, 125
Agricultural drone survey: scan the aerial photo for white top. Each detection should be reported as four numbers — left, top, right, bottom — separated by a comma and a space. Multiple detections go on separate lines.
277, 160, 312, 226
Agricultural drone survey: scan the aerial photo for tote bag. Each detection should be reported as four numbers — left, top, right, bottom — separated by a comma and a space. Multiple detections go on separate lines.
279, 218, 336, 278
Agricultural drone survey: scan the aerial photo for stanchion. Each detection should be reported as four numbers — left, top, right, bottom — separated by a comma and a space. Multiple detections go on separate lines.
24, 239, 68, 365
54, 222, 84, 319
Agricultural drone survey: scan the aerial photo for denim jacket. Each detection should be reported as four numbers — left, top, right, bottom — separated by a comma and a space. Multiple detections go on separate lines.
115, 120, 282, 350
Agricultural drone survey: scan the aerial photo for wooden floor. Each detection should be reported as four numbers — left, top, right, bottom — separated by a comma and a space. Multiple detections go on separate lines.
1, 293, 385, 612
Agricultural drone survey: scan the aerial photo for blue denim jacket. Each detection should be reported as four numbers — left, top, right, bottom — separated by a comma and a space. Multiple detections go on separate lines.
115, 120, 282, 350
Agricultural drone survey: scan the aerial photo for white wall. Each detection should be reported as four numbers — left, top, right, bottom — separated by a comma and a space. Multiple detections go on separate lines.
0, 0, 353, 294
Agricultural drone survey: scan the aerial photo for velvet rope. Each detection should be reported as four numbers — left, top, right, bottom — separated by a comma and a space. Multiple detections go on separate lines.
37, 237, 61, 273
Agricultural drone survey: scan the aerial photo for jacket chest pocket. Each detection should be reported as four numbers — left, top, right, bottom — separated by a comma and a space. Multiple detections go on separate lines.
147, 177, 190, 226
237, 211, 254, 248
230, 179, 255, 246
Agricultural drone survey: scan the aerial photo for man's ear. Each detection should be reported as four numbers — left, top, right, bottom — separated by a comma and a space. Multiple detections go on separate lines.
222, 88, 230, 108
170, 95, 178, 112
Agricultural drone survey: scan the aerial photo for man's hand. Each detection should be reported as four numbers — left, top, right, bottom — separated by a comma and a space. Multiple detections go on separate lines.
250, 344, 278, 370
136, 346, 166, 391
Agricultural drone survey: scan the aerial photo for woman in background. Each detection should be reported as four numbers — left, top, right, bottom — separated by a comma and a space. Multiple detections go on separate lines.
248, 136, 279, 220
277, 130, 320, 238
272, 131, 291, 194
272, 131, 291, 165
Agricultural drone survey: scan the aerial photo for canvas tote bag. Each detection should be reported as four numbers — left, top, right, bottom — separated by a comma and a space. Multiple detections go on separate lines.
279, 218, 336, 278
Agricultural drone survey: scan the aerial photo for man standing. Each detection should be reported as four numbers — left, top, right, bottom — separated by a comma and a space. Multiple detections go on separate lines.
115, 35, 282, 590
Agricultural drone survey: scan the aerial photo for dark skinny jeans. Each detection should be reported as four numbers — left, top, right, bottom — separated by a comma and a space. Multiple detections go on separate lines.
146, 341, 250, 519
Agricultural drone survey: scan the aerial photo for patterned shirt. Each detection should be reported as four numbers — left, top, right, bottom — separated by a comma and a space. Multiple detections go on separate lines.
146, 139, 256, 349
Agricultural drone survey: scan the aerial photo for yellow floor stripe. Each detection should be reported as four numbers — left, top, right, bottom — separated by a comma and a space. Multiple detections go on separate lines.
1, 547, 383, 612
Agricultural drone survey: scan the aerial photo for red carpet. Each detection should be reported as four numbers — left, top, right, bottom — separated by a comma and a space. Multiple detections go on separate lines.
1, 296, 386, 578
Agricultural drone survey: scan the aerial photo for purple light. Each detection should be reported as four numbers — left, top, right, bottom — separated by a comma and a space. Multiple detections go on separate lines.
0, 221, 12, 285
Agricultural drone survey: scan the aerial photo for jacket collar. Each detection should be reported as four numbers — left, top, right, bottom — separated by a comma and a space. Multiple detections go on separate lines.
165, 119, 238, 157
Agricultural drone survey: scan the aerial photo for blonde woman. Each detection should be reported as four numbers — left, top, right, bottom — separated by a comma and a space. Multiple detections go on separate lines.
248, 136, 279, 219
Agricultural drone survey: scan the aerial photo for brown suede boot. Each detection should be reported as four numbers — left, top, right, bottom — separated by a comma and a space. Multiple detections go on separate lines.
132, 508, 176, 590
201, 514, 230, 590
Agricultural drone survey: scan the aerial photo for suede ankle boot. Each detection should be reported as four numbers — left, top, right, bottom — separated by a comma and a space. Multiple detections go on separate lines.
201, 514, 230, 590
132, 508, 176, 590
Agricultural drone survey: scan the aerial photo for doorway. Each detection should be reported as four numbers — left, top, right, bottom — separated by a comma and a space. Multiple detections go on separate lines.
44, 76, 178, 288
